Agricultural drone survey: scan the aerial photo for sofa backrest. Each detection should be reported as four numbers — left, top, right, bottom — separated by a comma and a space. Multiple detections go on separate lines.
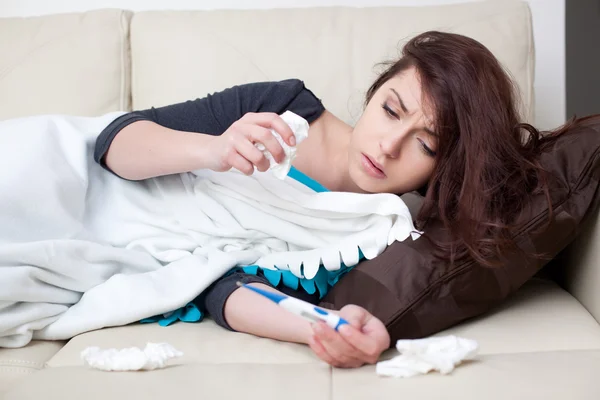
0, 1, 534, 125
0, 9, 132, 120
129, 1, 534, 125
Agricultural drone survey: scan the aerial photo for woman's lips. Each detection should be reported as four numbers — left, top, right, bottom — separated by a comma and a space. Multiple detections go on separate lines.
361, 153, 386, 179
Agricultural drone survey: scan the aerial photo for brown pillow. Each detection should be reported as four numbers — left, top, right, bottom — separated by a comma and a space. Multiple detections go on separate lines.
319, 116, 600, 342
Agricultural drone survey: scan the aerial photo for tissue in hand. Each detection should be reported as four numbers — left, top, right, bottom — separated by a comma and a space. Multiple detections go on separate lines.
254, 110, 309, 179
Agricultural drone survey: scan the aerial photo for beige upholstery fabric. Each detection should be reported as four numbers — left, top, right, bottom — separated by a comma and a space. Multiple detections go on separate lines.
1, 280, 595, 399
0, 9, 132, 120
129, 0, 534, 125
0, 341, 65, 394
44, 279, 600, 370
558, 207, 600, 324
46, 322, 320, 367
438, 278, 600, 355
8, 352, 600, 400
2, 365, 332, 400
331, 351, 600, 400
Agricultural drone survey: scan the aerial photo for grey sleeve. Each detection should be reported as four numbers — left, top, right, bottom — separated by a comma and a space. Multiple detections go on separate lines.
198, 271, 274, 331
93, 79, 325, 174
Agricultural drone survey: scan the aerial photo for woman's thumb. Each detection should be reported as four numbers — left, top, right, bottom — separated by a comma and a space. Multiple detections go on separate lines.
340, 305, 371, 329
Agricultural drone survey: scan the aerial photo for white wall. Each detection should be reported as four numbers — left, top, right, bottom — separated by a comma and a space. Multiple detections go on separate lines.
0, 0, 565, 130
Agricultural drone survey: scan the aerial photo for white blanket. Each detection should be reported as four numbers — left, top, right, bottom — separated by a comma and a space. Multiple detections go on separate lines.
0, 112, 419, 348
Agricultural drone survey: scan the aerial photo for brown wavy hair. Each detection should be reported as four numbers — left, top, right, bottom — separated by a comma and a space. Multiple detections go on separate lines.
365, 31, 576, 268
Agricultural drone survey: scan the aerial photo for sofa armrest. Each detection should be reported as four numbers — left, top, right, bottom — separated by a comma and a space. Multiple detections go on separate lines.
555, 205, 600, 323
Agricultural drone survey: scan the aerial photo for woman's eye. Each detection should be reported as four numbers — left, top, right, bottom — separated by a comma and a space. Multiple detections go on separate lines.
419, 139, 437, 157
381, 102, 437, 158
381, 102, 399, 119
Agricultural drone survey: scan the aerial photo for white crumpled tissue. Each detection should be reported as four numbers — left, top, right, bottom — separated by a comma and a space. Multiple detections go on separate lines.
254, 110, 309, 179
81, 342, 183, 371
376, 335, 479, 378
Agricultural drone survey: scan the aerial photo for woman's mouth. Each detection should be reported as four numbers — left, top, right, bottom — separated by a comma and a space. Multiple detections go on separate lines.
361, 153, 386, 179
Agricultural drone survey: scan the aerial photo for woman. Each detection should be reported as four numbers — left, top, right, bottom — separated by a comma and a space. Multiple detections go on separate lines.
95, 31, 568, 368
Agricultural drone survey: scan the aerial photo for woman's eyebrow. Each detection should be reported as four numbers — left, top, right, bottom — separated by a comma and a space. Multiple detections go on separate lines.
423, 127, 438, 137
390, 88, 438, 137
390, 88, 409, 113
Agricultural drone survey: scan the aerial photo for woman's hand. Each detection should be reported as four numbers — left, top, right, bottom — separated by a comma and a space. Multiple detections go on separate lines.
308, 305, 391, 368
205, 112, 296, 175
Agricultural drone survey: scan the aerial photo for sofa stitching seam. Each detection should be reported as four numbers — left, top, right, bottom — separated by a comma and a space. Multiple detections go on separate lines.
0, 360, 43, 366
0, 367, 37, 374
119, 10, 126, 111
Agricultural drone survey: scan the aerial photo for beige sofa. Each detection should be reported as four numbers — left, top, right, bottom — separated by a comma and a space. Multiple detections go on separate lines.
1, 1, 600, 399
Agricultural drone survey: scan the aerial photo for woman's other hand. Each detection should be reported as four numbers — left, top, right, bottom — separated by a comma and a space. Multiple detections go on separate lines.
206, 112, 296, 175
308, 305, 391, 368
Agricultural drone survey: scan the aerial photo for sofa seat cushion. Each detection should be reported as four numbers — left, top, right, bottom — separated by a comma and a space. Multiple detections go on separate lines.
6, 348, 600, 400
44, 278, 600, 372
3, 364, 332, 400
46, 319, 321, 368
437, 277, 600, 354
0, 340, 65, 392
332, 350, 600, 400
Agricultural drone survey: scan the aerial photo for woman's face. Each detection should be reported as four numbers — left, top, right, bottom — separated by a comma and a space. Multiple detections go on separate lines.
348, 67, 438, 194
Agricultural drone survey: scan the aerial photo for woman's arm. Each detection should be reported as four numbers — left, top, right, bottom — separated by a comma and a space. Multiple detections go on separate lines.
94, 79, 325, 180
223, 281, 391, 368
224, 282, 313, 344
102, 120, 217, 180
104, 111, 297, 181
201, 270, 391, 365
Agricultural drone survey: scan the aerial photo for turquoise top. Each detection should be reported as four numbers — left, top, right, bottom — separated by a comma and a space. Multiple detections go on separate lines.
141, 166, 363, 326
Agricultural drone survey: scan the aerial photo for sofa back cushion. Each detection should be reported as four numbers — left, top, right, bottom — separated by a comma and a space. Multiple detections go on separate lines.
129, 1, 534, 125
0, 9, 132, 120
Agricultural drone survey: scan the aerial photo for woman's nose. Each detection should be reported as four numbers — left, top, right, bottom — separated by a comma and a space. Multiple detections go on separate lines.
379, 127, 409, 159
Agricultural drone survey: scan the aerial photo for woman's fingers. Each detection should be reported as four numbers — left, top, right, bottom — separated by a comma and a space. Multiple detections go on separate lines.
243, 112, 296, 148
309, 335, 364, 369
308, 335, 338, 366
336, 324, 381, 364
234, 138, 270, 172
337, 305, 389, 363
215, 111, 297, 175
243, 123, 286, 164
311, 322, 366, 368
228, 152, 255, 176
